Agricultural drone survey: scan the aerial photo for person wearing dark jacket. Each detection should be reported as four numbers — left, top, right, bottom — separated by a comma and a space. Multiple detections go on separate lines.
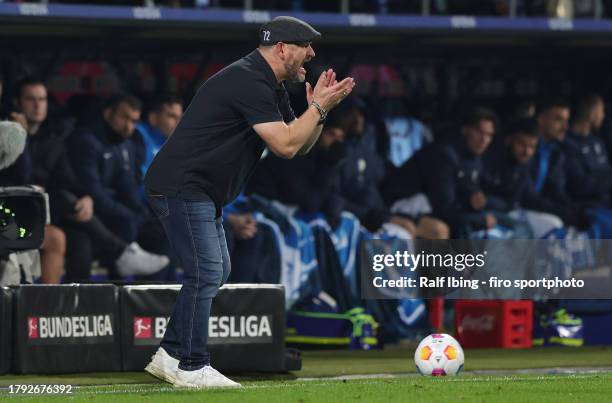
248, 123, 346, 226
485, 119, 555, 212
426, 107, 498, 237
564, 94, 612, 207
334, 100, 448, 238
69, 95, 146, 238
0, 120, 66, 284
531, 100, 572, 203
62, 92, 169, 279
0, 70, 4, 118
332, 100, 388, 230
484, 118, 565, 238
531, 98, 590, 229
381, 141, 434, 206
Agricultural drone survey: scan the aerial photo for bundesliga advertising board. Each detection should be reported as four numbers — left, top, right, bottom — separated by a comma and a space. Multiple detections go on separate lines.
1, 1, 612, 402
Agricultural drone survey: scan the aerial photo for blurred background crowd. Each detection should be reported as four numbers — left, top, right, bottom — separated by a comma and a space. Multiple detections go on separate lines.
2, 0, 612, 19
2, 0, 612, 340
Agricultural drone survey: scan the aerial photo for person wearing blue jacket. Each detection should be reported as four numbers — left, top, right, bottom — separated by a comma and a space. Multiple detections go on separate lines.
134, 94, 183, 181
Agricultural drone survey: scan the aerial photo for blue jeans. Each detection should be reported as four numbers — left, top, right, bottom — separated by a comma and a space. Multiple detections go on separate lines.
147, 194, 231, 370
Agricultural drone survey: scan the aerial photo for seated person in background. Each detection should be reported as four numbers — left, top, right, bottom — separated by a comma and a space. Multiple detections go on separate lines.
247, 123, 346, 227
221, 193, 282, 285
69, 93, 171, 279
11, 78, 168, 281
426, 107, 499, 237
563, 93, 612, 208
531, 98, 590, 229
335, 100, 386, 231
335, 101, 447, 238
0, 71, 4, 117
0, 120, 65, 284
484, 118, 565, 238
134, 94, 183, 182
245, 124, 352, 292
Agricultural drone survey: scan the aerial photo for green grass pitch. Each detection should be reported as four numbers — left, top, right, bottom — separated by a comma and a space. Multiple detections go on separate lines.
1, 347, 611, 402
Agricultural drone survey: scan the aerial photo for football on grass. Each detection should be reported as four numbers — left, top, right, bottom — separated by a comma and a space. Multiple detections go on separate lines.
415, 333, 464, 376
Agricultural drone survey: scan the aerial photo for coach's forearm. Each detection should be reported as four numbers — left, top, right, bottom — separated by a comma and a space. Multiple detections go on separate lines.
297, 123, 323, 155
285, 105, 322, 157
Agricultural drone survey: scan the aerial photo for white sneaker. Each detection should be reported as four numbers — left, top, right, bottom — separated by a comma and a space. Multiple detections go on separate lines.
173, 365, 242, 389
144, 347, 179, 384
116, 242, 169, 277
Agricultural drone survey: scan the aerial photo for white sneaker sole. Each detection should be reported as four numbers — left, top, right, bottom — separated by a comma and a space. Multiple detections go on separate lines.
144, 361, 178, 384
173, 383, 242, 389
172, 379, 242, 389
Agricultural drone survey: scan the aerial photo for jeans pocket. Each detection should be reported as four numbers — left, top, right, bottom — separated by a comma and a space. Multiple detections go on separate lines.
147, 194, 170, 218
184, 200, 216, 222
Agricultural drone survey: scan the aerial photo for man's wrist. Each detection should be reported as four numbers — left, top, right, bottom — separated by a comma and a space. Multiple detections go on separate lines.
310, 100, 327, 124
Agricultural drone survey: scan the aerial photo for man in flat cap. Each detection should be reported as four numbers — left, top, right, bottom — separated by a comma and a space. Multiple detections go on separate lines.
143, 16, 354, 388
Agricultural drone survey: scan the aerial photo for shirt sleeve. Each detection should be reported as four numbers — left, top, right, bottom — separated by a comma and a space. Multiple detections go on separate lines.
234, 77, 284, 126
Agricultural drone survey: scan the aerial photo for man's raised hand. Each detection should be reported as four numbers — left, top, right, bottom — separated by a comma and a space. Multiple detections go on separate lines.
311, 69, 355, 112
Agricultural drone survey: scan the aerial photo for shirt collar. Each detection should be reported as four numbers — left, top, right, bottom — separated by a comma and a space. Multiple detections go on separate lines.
248, 49, 282, 90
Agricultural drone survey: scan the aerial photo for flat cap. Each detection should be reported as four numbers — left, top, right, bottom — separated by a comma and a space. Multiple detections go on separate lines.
259, 16, 321, 45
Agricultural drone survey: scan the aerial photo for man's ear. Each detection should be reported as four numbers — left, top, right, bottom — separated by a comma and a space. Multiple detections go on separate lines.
275, 42, 286, 60
589, 109, 598, 125
103, 107, 112, 122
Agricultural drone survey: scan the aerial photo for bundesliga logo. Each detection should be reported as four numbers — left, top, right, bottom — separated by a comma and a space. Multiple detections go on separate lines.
209, 315, 272, 339
27, 315, 114, 342
133, 317, 153, 339
132, 315, 273, 345
28, 317, 38, 339
133, 317, 168, 342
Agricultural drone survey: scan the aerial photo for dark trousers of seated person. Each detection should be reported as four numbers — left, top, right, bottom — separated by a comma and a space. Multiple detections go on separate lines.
101, 214, 174, 281
224, 221, 281, 284
63, 217, 175, 282
136, 219, 176, 282
61, 216, 126, 282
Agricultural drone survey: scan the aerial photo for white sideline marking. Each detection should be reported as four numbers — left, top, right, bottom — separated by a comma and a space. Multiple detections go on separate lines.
2, 367, 611, 396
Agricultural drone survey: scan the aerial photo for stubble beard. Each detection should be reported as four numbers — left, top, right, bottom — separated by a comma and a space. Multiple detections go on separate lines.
285, 59, 305, 83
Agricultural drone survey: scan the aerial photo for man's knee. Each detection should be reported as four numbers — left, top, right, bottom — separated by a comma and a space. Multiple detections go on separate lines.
44, 225, 66, 254
194, 265, 225, 298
